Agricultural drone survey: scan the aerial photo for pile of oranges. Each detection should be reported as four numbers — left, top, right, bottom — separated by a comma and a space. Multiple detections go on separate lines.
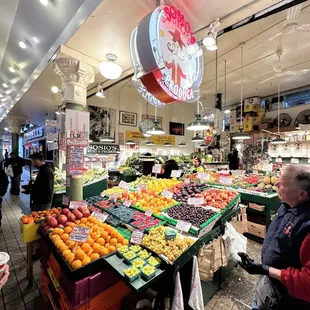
21, 208, 61, 224
49, 215, 128, 270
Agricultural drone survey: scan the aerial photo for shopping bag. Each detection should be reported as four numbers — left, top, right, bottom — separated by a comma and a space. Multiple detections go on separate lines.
188, 256, 204, 310
198, 243, 214, 281
5, 165, 13, 177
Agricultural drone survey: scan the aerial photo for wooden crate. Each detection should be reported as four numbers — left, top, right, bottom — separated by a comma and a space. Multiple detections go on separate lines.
247, 221, 266, 238
248, 202, 265, 212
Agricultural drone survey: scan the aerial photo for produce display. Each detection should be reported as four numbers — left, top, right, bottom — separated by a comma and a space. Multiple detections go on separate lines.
141, 265, 156, 280
138, 249, 151, 260
94, 199, 121, 210
102, 187, 126, 197
88, 205, 121, 227
253, 175, 279, 193
108, 205, 135, 223
124, 266, 140, 282
21, 207, 61, 224
147, 256, 161, 268
131, 211, 162, 230
130, 176, 181, 193
170, 183, 206, 203
119, 166, 138, 176
132, 257, 146, 269
123, 251, 137, 261
166, 204, 216, 228
142, 226, 194, 263
119, 190, 177, 214
85, 195, 106, 204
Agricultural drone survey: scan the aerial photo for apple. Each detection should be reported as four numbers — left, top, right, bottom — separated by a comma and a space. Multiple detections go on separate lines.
57, 224, 64, 229
81, 209, 90, 218
57, 214, 68, 225
47, 217, 58, 228
61, 208, 70, 216
67, 213, 76, 222
74, 210, 83, 220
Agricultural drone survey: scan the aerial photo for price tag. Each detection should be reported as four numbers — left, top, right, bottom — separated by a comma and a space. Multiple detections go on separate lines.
276, 157, 282, 163
130, 230, 144, 245
263, 164, 273, 172
91, 211, 108, 223
69, 226, 90, 243
291, 158, 299, 164
123, 200, 131, 207
119, 180, 130, 190
137, 184, 147, 191
69, 201, 88, 209
152, 164, 162, 174
184, 178, 190, 184
176, 220, 191, 233
308, 158, 310, 164
253, 170, 258, 175
134, 165, 140, 169
219, 176, 233, 186
171, 170, 182, 178
62, 195, 69, 206
161, 190, 173, 199
188, 197, 204, 205
145, 210, 153, 217
109, 194, 118, 202
197, 172, 210, 181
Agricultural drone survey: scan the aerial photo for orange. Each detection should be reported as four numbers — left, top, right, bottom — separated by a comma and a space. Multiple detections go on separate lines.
52, 228, 60, 235
65, 253, 75, 263
81, 243, 91, 253
105, 225, 112, 233
75, 220, 81, 225
87, 237, 94, 246
105, 243, 110, 248
91, 232, 99, 242
100, 247, 108, 256
82, 256, 91, 266
67, 222, 75, 228
80, 218, 88, 224
58, 229, 64, 236
110, 230, 118, 238
50, 235, 60, 242
87, 249, 93, 257
116, 243, 123, 249
64, 226, 72, 234
106, 236, 111, 243
108, 245, 116, 253
22, 216, 29, 224
101, 231, 108, 239
117, 235, 124, 243
88, 216, 96, 224
59, 244, 69, 253
90, 253, 100, 261
55, 239, 64, 249
61, 233, 70, 242
27, 219, 34, 224
75, 249, 86, 261
97, 238, 105, 246
71, 260, 82, 270
66, 240, 76, 249
122, 239, 129, 245
62, 249, 71, 257
110, 238, 117, 246
86, 222, 92, 228
92, 243, 101, 254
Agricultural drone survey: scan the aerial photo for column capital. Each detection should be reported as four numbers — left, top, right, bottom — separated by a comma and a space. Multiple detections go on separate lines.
54, 58, 95, 107
6, 115, 26, 134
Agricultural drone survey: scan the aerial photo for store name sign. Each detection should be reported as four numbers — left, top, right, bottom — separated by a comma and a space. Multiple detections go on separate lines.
130, 5, 203, 105
86, 143, 120, 155
24, 126, 44, 141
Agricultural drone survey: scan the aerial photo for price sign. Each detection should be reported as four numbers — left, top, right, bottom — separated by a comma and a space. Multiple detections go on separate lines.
197, 172, 210, 181
161, 190, 173, 199
263, 164, 273, 172
152, 164, 162, 174
123, 200, 131, 207
62, 195, 70, 206
69, 226, 90, 243
145, 210, 153, 217
291, 158, 299, 164
137, 184, 147, 191
308, 158, 310, 164
188, 197, 204, 205
276, 157, 282, 163
91, 211, 108, 223
109, 194, 118, 202
184, 178, 190, 184
119, 180, 130, 190
171, 170, 182, 178
176, 220, 191, 233
69, 201, 88, 209
219, 176, 233, 186
253, 170, 258, 175
130, 230, 144, 245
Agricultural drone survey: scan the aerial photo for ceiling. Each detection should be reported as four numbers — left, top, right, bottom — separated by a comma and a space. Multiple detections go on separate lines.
2, 0, 309, 133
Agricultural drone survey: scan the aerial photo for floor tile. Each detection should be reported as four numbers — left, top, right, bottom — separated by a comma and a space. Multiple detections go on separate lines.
23, 289, 41, 304
4, 289, 22, 304
25, 296, 44, 310
5, 297, 25, 310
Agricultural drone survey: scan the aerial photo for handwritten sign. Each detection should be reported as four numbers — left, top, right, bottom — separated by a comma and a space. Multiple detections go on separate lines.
145, 210, 153, 217
109, 194, 118, 202
45, 119, 58, 128
152, 164, 162, 174
188, 197, 204, 205
130, 230, 144, 245
69, 201, 88, 209
62, 195, 69, 206
161, 190, 173, 199
69, 226, 90, 243
123, 200, 131, 207
137, 184, 147, 191
219, 176, 233, 186
91, 211, 108, 223
176, 220, 191, 233
291, 158, 299, 164
276, 157, 282, 163
119, 180, 130, 190
171, 170, 182, 178
197, 172, 210, 181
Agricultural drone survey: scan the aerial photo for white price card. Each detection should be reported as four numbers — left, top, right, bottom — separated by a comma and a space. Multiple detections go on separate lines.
123, 200, 131, 207
145, 210, 153, 217
291, 158, 299, 164
176, 220, 191, 233
171, 170, 182, 178
152, 164, 162, 174
219, 176, 233, 186
184, 178, 190, 184
197, 172, 210, 181
62, 195, 70, 206
252, 170, 258, 175
308, 158, 310, 164
130, 230, 144, 245
69, 226, 90, 243
161, 190, 173, 199
69, 200, 88, 209
276, 157, 282, 163
188, 197, 204, 205
119, 180, 130, 190
91, 211, 108, 223
137, 184, 147, 191
109, 194, 118, 202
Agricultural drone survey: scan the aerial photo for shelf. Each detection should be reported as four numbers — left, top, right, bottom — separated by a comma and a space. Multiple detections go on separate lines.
247, 208, 265, 215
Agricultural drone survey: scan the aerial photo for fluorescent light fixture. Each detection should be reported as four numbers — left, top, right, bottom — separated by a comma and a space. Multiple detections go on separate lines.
178, 141, 186, 147
232, 128, 250, 140
40, 0, 49, 5
187, 115, 209, 131
271, 136, 286, 144
19, 41, 27, 49
51, 86, 59, 93
163, 142, 172, 147
9, 67, 16, 73
99, 54, 122, 80
191, 133, 204, 143
125, 139, 136, 145
146, 121, 165, 135
224, 109, 230, 114
2, 83, 8, 88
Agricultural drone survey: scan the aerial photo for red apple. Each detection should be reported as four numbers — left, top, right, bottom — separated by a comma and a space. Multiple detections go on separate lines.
61, 208, 70, 216
67, 213, 76, 222
57, 224, 64, 229
47, 217, 58, 228
81, 209, 90, 218
57, 214, 68, 225
74, 210, 83, 220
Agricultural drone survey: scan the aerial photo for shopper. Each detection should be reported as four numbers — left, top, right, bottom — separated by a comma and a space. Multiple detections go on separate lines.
0, 162, 9, 225
5, 152, 26, 195
29, 153, 54, 211
238, 164, 310, 309
228, 149, 239, 170
0, 265, 9, 288
4, 150, 8, 160
161, 159, 179, 179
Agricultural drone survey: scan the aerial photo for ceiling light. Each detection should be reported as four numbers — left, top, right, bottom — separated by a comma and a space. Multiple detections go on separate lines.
51, 86, 59, 93
2, 83, 8, 88
224, 110, 230, 114
96, 84, 105, 98
178, 141, 186, 148
19, 41, 27, 49
99, 54, 122, 80
163, 142, 172, 147
143, 133, 151, 138
145, 140, 154, 146
232, 128, 250, 140
100, 134, 115, 143
271, 135, 286, 144
191, 133, 204, 143
187, 115, 209, 131
203, 34, 216, 47
40, 0, 49, 5
146, 121, 165, 135
61, 107, 66, 115
200, 143, 207, 147
4, 127, 8, 131
9, 67, 16, 73
206, 43, 218, 51
125, 139, 136, 145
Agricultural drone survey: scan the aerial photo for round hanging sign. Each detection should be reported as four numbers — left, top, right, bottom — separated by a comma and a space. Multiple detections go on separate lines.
130, 5, 204, 105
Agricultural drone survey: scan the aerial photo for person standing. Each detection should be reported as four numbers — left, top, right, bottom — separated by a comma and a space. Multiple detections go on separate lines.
238, 165, 310, 309
161, 159, 179, 179
4, 150, 8, 160
228, 149, 239, 170
29, 153, 54, 211
0, 162, 9, 226
5, 152, 26, 195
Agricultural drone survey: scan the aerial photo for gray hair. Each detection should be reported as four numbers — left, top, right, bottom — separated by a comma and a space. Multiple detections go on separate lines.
283, 164, 310, 196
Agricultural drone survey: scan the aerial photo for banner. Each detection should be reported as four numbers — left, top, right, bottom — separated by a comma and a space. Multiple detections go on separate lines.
125, 131, 175, 145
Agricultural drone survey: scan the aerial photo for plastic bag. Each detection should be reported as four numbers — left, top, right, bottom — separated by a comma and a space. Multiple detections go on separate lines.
223, 222, 247, 262
5, 165, 13, 177
198, 243, 214, 281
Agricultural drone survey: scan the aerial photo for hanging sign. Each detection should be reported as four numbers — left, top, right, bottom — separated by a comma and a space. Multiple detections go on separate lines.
86, 143, 120, 155
45, 119, 58, 128
68, 146, 84, 176
130, 5, 203, 105
24, 126, 44, 141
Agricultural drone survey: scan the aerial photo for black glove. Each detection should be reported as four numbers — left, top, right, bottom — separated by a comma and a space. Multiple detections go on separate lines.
238, 252, 269, 275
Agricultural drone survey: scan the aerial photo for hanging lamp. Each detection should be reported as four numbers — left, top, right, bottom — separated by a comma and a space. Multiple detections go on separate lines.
145, 140, 154, 146
99, 54, 122, 80
191, 133, 204, 143
232, 44, 250, 140
146, 106, 165, 135
187, 101, 209, 131
178, 141, 186, 147
163, 142, 172, 147
271, 80, 286, 144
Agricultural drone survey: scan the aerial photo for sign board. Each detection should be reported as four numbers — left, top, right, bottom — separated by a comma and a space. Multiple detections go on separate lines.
68, 146, 84, 176
69, 200, 88, 209
24, 126, 44, 141
145, 210, 153, 217
276, 157, 282, 163
197, 172, 210, 181
47, 141, 59, 151
130, 5, 203, 105
47, 133, 59, 142
109, 194, 118, 202
86, 143, 120, 155
69, 226, 90, 243
152, 164, 162, 174
130, 230, 144, 245
66, 130, 88, 147
219, 176, 233, 186
176, 220, 191, 233
188, 197, 204, 205
91, 211, 108, 223
161, 190, 173, 199
125, 131, 145, 140
45, 119, 58, 128
119, 180, 130, 190
171, 170, 182, 178
123, 200, 131, 207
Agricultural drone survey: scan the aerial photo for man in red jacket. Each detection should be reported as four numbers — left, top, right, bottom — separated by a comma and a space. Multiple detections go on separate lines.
239, 164, 310, 309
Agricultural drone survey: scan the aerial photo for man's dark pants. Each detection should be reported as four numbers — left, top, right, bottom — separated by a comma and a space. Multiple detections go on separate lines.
10, 173, 21, 195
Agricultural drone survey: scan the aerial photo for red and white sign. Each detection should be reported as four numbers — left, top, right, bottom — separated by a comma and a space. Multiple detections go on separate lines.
130, 5, 203, 105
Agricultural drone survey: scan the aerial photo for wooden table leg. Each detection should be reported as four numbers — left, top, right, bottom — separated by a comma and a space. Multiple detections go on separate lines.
26, 242, 33, 287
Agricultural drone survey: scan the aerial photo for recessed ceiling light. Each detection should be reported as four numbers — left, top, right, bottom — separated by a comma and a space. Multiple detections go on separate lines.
19, 41, 27, 49
40, 0, 49, 5
9, 67, 16, 73
2, 83, 8, 88
51, 86, 59, 93
4, 127, 8, 131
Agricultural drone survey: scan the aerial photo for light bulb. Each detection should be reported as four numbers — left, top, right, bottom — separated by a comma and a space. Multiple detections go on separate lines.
9, 67, 15, 73
40, 0, 48, 5
203, 35, 216, 47
206, 43, 218, 51
51, 86, 59, 93
19, 41, 27, 49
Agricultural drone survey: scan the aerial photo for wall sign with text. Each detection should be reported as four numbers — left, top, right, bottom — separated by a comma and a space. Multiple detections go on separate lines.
86, 143, 120, 155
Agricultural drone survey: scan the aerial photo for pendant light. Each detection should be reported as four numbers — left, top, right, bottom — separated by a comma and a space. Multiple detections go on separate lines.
191, 133, 204, 143
179, 103, 187, 147
145, 140, 154, 146
99, 54, 122, 80
232, 44, 250, 140
163, 142, 172, 147
146, 106, 165, 135
271, 80, 286, 144
179, 141, 186, 147
187, 101, 209, 131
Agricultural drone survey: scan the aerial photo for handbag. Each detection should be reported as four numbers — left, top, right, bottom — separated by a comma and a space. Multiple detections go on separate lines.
5, 165, 14, 177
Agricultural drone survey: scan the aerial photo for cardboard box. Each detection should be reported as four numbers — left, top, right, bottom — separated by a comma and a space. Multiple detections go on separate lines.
20, 221, 40, 243
247, 221, 266, 238
248, 202, 265, 212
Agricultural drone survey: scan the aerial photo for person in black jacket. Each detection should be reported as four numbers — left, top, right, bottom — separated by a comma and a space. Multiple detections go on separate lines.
161, 159, 179, 179
5, 152, 26, 195
0, 162, 9, 225
29, 153, 54, 211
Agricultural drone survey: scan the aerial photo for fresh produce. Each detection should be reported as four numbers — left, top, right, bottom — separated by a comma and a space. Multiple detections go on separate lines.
141, 265, 156, 276
138, 249, 151, 259
130, 245, 142, 253
102, 187, 126, 197
21, 207, 62, 224
123, 266, 140, 279
171, 183, 205, 203
123, 251, 137, 261
131, 176, 181, 193
142, 226, 194, 262
147, 256, 161, 268
108, 205, 135, 223
95, 199, 121, 210
131, 211, 161, 230
117, 245, 129, 255
120, 167, 137, 176
132, 257, 146, 269
85, 195, 106, 204
167, 204, 216, 228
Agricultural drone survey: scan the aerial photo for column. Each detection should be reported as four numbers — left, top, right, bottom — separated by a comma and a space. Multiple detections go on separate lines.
0, 139, 3, 161
54, 58, 95, 201
6, 116, 26, 154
